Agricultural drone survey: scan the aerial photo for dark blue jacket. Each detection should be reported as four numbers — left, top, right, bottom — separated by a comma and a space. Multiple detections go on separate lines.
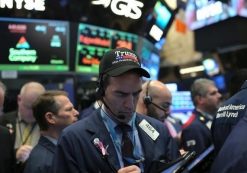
0, 125, 15, 173
181, 109, 212, 155
210, 112, 247, 173
52, 109, 179, 173
24, 136, 56, 173
211, 80, 247, 154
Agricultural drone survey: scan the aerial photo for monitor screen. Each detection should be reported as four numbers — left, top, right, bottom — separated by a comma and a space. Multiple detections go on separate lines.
75, 23, 139, 74
171, 91, 194, 123
147, 0, 174, 42
154, 1, 173, 30
137, 38, 160, 80
186, 1, 239, 30
0, 17, 70, 71
211, 75, 226, 91
142, 52, 160, 80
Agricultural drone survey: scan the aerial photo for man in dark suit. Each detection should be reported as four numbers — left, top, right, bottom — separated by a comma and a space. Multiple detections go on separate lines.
0, 81, 15, 173
0, 124, 15, 173
0, 81, 45, 173
210, 111, 247, 173
181, 78, 222, 155
52, 48, 179, 173
24, 90, 79, 173
211, 69, 247, 154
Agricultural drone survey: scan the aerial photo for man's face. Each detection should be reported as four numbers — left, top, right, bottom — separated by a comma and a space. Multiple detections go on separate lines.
146, 93, 172, 122
18, 93, 38, 123
103, 72, 142, 123
201, 85, 222, 113
53, 95, 79, 129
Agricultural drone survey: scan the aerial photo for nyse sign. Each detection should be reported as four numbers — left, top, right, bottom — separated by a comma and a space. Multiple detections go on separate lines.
91, 0, 144, 19
0, 0, 45, 11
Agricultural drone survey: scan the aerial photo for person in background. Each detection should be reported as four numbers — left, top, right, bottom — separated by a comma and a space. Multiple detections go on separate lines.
0, 81, 6, 116
0, 80, 15, 173
210, 110, 247, 173
24, 90, 79, 173
0, 81, 45, 173
211, 69, 247, 154
136, 80, 182, 145
80, 99, 101, 119
181, 78, 222, 155
0, 125, 15, 173
52, 47, 179, 173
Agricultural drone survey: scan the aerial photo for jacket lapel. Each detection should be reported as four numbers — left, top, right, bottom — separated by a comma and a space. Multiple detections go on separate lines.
86, 111, 120, 171
135, 116, 156, 169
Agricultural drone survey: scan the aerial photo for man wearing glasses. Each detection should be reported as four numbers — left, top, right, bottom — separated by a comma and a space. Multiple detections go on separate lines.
136, 80, 182, 143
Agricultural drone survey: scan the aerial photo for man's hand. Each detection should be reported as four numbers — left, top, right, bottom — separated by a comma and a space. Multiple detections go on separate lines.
118, 165, 141, 173
16, 145, 33, 163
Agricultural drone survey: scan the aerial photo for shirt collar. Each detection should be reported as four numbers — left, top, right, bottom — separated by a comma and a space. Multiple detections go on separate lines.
43, 135, 58, 145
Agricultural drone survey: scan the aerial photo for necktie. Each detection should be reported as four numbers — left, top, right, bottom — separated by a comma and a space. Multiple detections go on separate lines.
118, 124, 134, 166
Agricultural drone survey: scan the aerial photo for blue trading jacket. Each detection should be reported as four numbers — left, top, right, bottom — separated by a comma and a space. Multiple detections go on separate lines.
211, 80, 247, 154
210, 112, 247, 173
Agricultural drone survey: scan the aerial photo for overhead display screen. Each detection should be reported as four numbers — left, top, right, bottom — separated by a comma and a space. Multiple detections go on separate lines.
137, 38, 160, 80
75, 23, 139, 74
0, 17, 70, 71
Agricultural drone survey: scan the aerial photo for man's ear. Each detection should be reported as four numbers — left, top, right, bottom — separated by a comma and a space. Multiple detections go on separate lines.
195, 95, 204, 105
45, 112, 56, 125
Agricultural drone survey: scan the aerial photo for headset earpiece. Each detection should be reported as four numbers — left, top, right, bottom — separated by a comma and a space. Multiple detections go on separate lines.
95, 74, 105, 99
143, 80, 152, 105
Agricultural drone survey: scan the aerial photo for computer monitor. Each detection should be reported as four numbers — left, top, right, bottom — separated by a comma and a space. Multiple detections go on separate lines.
0, 17, 70, 71
75, 23, 138, 74
171, 91, 195, 123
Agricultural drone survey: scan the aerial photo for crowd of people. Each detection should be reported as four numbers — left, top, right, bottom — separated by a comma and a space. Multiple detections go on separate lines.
0, 47, 247, 173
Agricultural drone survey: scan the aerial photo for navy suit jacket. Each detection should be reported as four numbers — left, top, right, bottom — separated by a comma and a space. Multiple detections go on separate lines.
52, 110, 179, 173
24, 136, 56, 173
211, 80, 247, 154
181, 109, 212, 155
0, 125, 15, 173
210, 113, 247, 173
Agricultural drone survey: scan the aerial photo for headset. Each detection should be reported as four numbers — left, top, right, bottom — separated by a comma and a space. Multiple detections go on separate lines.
95, 74, 105, 100
143, 80, 152, 105
143, 80, 168, 112
95, 73, 125, 120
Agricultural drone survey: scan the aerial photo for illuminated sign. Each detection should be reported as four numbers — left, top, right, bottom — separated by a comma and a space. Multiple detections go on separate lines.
91, 0, 144, 19
0, 0, 45, 11
75, 23, 139, 74
196, 1, 223, 21
8, 36, 38, 63
0, 17, 69, 71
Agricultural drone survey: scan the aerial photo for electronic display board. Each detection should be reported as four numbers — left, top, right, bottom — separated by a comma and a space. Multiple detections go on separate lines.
75, 23, 139, 74
137, 37, 160, 80
0, 17, 70, 71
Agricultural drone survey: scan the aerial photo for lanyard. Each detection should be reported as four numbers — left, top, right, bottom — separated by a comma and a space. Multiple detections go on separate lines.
18, 121, 37, 145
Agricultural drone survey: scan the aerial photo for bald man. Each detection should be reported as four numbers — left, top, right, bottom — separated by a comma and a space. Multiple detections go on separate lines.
136, 80, 172, 122
136, 80, 182, 156
0, 81, 45, 173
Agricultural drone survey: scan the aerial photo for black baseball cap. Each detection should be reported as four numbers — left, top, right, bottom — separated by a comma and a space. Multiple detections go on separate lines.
99, 47, 150, 78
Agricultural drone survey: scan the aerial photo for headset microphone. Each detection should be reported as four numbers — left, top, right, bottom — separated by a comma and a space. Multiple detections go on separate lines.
97, 73, 126, 121
150, 101, 168, 112
143, 81, 168, 112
